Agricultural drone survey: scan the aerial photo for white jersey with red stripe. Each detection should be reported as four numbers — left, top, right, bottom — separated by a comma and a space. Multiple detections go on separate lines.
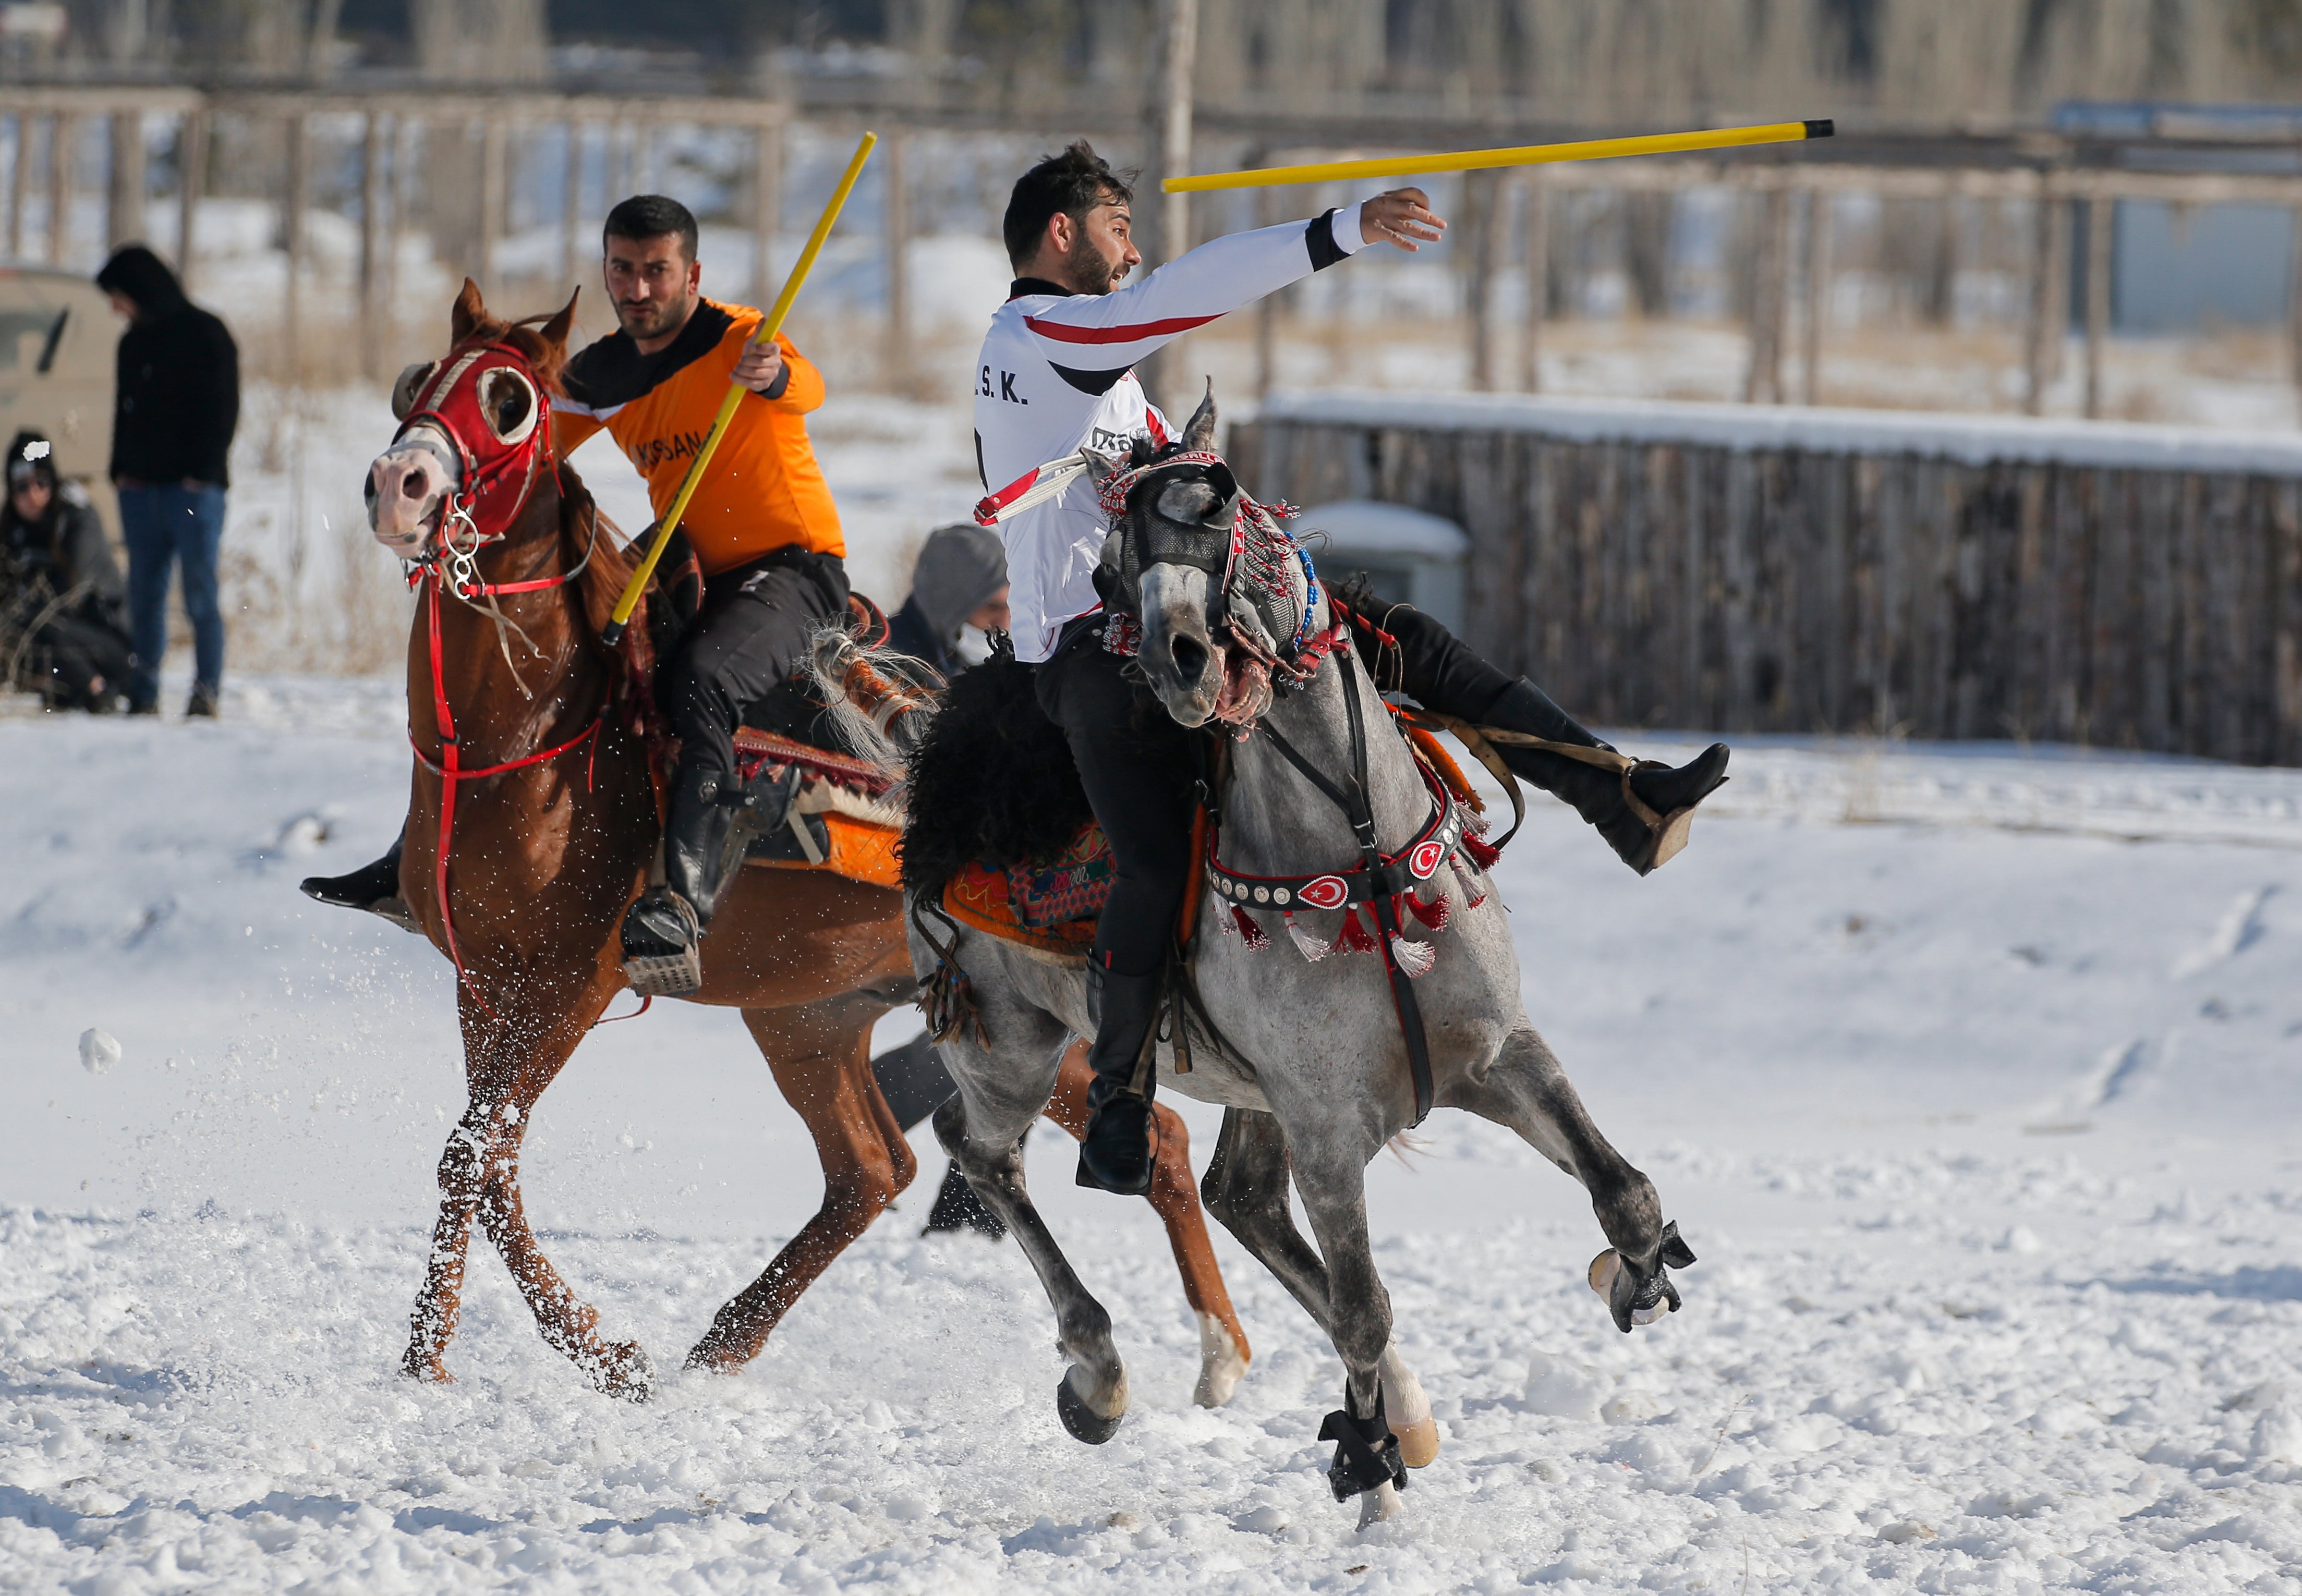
975, 207, 1366, 662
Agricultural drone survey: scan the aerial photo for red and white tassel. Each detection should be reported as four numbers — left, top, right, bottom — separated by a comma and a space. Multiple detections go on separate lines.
1462, 832, 1503, 871
1230, 905, 1271, 950
1451, 859, 1488, 911
1389, 934, 1436, 978
1406, 887, 1451, 933
1283, 910, 1330, 962
1332, 905, 1380, 956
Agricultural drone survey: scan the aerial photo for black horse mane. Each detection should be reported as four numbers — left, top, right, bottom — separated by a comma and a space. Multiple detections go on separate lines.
899, 652, 1095, 896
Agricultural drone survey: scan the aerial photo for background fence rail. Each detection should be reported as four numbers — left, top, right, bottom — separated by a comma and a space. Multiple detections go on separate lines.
1232, 395, 2302, 765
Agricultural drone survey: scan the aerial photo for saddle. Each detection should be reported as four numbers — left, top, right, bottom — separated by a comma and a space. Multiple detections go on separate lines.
619, 522, 904, 893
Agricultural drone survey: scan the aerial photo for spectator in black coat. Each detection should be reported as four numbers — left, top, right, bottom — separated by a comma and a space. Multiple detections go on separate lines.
883, 521, 1010, 678
2, 432, 133, 711
94, 245, 239, 718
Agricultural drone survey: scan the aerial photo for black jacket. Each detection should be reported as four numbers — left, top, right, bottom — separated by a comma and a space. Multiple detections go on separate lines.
96, 247, 239, 488
886, 594, 959, 679
2, 489, 126, 625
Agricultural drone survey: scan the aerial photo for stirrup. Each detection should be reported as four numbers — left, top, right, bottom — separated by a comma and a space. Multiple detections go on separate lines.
1618, 750, 1729, 873
621, 893, 703, 998
1620, 760, 1700, 872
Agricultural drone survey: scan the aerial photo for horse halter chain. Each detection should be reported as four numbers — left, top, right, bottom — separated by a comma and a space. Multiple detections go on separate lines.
393, 336, 608, 1023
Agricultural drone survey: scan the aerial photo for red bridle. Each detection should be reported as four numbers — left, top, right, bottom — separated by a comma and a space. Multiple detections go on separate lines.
393, 336, 615, 1024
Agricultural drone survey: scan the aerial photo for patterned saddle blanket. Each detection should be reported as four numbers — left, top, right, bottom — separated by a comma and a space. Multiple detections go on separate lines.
939, 821, 1116, 960
734, 728, 903, 892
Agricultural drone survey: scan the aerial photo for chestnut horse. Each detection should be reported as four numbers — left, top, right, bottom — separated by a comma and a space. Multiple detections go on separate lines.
366, 281, 1250, 1402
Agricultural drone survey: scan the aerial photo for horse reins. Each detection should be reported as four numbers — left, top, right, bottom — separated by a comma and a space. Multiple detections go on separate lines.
395, 340, 611, 1024
1208, 645, 1444, 1126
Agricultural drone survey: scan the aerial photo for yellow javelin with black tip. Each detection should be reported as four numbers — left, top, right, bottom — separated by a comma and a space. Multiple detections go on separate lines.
1163, 118, 1833, 193
601, 131, 878, 648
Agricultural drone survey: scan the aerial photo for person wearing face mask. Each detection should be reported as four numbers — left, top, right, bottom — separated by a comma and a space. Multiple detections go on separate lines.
884, 522, 1011, 678
2, 431, 132, 712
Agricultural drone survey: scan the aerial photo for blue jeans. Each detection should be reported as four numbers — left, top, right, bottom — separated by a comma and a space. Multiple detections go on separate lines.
119, 483, 226, 708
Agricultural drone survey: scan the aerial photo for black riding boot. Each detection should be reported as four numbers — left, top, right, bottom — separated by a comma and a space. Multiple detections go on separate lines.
1074, 962, 1163, 1196
1482, 679, 1730, 876
299, 835, 420, 933
621, 762, 739, 997
1355, 590, 1729, 876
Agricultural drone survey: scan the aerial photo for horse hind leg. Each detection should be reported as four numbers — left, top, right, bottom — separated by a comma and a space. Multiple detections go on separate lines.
1043, 1041, 1251, 1407
686, 994, 917, 1372
1202, 1108, 1437, 1468
934, 1014, 1130, 1444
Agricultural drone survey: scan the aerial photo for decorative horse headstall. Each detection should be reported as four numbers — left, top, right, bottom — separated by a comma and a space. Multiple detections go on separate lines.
384, 339, 554, 583
1095, 446, 1331, 686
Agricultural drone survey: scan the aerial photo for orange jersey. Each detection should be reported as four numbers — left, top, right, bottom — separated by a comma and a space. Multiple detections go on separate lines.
551, 298, 843, 574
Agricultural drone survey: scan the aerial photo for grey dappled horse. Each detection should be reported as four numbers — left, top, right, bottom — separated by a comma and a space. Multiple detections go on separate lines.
831, 389, 1693, 1526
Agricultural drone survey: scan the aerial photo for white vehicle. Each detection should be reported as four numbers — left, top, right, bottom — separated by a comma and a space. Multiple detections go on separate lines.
0, 264, 119, 541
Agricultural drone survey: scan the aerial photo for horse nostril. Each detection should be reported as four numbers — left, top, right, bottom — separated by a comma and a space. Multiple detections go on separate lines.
1170, 633, 1208, 683
402, 468, 428, 499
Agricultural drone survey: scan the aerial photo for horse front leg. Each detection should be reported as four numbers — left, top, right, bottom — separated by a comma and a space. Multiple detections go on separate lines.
1446, 1025, 1697, 1332
686, 994, 917, 1372
1285, 1127, 1411, 1528
406, 967, 651, 1398
403, 1111, 483, 1383
1044, 1042, 1252, 1407
1202, 1108, 1437, 1466
933, 1006, 1134, 1445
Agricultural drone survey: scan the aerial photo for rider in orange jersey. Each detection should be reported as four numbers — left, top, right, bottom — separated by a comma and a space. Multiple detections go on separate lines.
306, 196, 851, 997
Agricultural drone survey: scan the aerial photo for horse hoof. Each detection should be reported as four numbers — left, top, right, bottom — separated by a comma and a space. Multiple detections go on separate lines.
1355, 1480, 1406, 1529
401, 1353, 452, 1385
1056, 1375, 1124, 1444
1389, 1415, 1441, 1469
1193, 1312, 1250, 1409
1377, 1342, 1439, 1467
593, 1342, 656, 1403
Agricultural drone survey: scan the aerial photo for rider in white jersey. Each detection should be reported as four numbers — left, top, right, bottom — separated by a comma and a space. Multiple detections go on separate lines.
976, 144, 1731, 1194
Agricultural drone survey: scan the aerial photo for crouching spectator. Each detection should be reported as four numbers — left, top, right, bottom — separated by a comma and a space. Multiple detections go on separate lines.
96, 245, 239, 718
2, 432, 132, 712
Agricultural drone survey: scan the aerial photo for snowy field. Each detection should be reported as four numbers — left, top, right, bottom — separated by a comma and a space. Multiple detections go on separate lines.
3, 675, 2300, 1592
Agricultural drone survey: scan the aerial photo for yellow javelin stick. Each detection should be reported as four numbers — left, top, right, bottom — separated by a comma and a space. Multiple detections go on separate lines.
602, 131, 878, 647
1163, 118, 1831, 193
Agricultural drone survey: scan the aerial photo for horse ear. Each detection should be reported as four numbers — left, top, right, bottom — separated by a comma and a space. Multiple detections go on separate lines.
1079, 446, 1120, 485
451, 277, 486, 343
538, 287, 579, 354
1180, 378, 1218, 452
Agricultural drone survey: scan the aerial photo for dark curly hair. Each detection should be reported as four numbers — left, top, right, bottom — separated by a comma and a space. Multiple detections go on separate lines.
1002, 141, 1136, 270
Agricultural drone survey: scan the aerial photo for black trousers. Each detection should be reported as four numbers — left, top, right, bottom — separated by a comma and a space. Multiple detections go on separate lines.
1034, 596, 1529, 984
30, 610, 133, 708
1034, 631, 1200, 979
664, 548, 849, 786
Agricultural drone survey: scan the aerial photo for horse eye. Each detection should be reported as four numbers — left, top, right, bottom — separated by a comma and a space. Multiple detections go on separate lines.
477, 369, 538, 445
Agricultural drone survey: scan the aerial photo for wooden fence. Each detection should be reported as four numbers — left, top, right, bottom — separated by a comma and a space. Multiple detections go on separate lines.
1230, 393, 2302, 765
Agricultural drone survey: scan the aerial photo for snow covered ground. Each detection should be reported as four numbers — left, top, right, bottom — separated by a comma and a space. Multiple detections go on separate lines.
3, 676, 2300, 1592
